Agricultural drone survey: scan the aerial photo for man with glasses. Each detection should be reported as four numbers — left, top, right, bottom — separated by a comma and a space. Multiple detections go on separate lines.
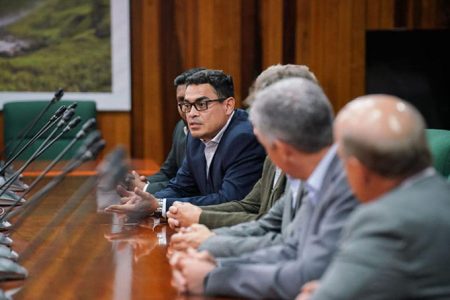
130, 68, 205, 194
106, 69, 266, 218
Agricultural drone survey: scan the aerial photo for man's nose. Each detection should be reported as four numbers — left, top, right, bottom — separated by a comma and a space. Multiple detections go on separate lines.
187, 106, 200, 117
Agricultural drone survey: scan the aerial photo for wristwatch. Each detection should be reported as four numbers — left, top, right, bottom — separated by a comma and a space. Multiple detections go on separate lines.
153, 198, 164, 217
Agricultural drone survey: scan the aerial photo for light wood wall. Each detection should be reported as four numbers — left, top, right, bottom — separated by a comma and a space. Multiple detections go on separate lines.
1, 0, 448, 163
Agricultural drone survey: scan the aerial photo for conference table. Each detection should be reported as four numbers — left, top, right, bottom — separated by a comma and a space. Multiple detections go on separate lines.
0, 160, 230, 300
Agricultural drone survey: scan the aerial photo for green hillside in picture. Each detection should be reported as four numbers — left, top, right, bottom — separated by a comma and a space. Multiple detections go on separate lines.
0, 0, 111, 92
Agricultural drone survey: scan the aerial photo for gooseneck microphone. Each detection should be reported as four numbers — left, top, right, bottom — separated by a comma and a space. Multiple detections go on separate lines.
0, 124, 98, 223
4, 140, 106, 227
0, 113, 81, 199
34, 116, 82, 158
4, 89, 64, 159
0, 105, 68, 176
29, 107, 77, 160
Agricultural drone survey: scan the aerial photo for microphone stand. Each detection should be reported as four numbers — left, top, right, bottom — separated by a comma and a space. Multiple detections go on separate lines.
0, 114, 81, 200
0, 121, 97, 224
3, 89, 64, 160
0, 105, 67, 176
3, 140, 106, 229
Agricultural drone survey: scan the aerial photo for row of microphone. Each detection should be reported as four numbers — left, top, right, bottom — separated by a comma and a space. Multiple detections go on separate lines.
0, 89, 106, 288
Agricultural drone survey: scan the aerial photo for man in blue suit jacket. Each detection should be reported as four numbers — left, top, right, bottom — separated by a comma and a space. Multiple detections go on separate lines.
131, 67, 205, 194
106, 69, 265, 216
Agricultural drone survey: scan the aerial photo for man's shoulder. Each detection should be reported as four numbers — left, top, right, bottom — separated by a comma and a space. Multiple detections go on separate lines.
376, 174, 449, 210
227, 109, 253, 134
351, 174, 450, 233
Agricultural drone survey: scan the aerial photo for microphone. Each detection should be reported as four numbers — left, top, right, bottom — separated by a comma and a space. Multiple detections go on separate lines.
71, 129, 102, 162
0, 257, 27, 281
29, 108, 78, 162
3, 139, 106, 226
0, 124, 98, 222
97, 146, 128, 190
0, 114, 82, 200
3, 89, 64, 159
33, 115, 81, 158
0, 105, 68, 176
96, 147, 129, 210
0, 233, 12, 247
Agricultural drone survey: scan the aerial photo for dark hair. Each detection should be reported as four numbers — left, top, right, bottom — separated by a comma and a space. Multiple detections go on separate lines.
173, 67, 206, 86
185, 69, 234, 98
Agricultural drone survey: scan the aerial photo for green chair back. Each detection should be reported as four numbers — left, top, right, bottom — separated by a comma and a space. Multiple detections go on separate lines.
3, 100, 97, 160
426, 129, 450, 178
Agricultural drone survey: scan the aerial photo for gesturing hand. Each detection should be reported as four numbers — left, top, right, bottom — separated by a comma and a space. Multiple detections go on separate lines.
105, 187, 158, 218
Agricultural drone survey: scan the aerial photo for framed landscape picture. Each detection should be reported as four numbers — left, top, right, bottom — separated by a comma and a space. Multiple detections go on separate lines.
0, 0, 131, 111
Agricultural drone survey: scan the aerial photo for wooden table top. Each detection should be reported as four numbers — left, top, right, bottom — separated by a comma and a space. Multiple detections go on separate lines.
19, 159, 160, 177
0, 175, 229, 300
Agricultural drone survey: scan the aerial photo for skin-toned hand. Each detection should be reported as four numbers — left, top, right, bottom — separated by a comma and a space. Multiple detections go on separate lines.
296, 280, 320, 300
170, 248, 216, 295
105, 187, 158, 218
169, 224, 215, 251
130, 170, 147, 191
167, 202, 203, 229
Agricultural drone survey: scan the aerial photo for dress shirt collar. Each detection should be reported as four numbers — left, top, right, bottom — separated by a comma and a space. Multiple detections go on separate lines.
201, 111, 235, 146
305, 144, 337, 205
287, 176, 302, 203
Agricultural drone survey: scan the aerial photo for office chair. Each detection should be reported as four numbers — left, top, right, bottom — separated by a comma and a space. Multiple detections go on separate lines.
3, 100, 97, 160
426, 129, 450, 179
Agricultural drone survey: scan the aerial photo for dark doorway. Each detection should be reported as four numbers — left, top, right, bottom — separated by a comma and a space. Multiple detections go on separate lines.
366, 30, 450, 129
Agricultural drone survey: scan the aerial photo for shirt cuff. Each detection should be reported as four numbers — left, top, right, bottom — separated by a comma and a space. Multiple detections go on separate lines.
144, 182, 150, 192
161, 198, 167, 218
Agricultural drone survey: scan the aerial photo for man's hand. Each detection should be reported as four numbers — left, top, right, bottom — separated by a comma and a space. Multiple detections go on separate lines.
127, 170, 147, 191
169, 224, 215, 251
296, 280, 320, 300
105, 187, 158, 217
167, 202, 202, 229
170, 249, 216, 295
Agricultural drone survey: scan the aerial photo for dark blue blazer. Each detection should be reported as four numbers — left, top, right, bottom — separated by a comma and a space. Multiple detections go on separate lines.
155, 109, 266, 209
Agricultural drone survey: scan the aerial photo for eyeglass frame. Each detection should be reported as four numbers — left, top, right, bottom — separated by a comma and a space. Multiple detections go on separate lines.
178, 97, 228, 113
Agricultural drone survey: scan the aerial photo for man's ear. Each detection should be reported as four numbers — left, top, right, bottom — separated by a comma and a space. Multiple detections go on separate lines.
274, 140, 294, 163
225, 97, 236, 114
348, 156, 371, 185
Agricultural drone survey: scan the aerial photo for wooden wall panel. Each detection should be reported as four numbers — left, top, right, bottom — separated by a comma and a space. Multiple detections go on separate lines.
131, 0, 165, 163
366, 0, 450, 30
97, 112, 131, 158
366, 0, 395, 29
295, 0, 366, 112
260, 0, 284, 68
3, 1, 448, 162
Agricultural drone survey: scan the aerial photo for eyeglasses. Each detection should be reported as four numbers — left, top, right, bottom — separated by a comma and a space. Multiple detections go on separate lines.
178, 98, 226, 113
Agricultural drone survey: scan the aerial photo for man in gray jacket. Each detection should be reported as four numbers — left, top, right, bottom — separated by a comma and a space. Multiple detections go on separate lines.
298, 95, 450, 300
170, 78, 359, 299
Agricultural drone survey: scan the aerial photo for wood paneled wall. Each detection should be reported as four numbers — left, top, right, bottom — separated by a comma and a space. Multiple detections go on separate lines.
1, 0, 448, 163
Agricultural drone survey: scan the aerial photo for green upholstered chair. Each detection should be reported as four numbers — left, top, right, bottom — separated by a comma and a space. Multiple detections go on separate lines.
3, 100, 96, 160
426, 129, 450, 179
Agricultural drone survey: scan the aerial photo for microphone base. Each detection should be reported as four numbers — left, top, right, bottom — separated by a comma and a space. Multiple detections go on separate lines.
0, 221, 11, 232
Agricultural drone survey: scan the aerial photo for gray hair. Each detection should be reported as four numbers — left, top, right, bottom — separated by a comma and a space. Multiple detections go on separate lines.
245, 64, 318, 105
250, 77, 334, 153
338, 95, 432, 178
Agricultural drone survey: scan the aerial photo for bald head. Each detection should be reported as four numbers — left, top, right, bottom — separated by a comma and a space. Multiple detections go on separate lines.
335, 94, 431, 178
